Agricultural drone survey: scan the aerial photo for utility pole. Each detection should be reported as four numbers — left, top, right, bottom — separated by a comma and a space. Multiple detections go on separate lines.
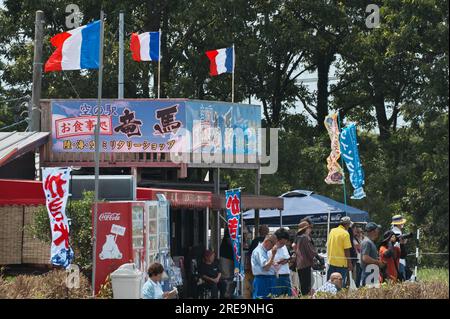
92, 10, 105, 297
31, 10, 44, 132
118, 11, 124, 99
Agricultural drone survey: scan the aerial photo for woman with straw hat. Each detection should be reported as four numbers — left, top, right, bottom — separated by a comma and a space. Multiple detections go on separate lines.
294, 221, 323, 296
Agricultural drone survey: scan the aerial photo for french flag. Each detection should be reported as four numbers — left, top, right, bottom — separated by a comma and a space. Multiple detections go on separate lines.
205, 47, 234, 76
130, 32, 161, 62
44, 20, 100, 72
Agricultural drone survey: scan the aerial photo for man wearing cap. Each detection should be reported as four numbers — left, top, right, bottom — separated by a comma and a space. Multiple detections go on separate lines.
326, 216, 353, 284
391, 215, 408, 280
360, 222, 385, 286
251, 234, 278, 299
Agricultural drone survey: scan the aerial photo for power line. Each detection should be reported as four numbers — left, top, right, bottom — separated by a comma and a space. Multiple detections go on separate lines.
0, 118, 28, 131
0, 96, 30, 104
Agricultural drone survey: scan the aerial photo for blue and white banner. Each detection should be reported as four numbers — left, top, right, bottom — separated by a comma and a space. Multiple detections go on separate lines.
42, 167, 74, 268
225, 189, 243, 277
339, 124, 366, 199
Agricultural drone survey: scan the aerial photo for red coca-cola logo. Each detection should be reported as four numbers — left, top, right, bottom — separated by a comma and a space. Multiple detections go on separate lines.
98, 212, 121, 221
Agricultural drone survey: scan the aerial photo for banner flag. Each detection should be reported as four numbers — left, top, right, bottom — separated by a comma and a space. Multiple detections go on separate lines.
339, 124, 366, 199
324, 113, 344, 184
42, 167, 74, 268
225, 189, 243, 277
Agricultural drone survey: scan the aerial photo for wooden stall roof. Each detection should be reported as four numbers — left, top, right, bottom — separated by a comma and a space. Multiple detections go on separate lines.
211, 194, 283, 210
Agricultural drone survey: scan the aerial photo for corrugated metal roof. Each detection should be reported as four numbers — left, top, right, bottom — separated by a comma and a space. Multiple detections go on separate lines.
0, 131, 49, 167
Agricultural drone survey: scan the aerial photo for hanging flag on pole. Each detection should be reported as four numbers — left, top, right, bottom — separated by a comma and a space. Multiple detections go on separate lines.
44, 20, 100, 72
42, 167, 74, 268
324, 113, 344, 184
225, 188, 243, 278
130, 31, 161, 98
130, 31, 161, 62
205, 47, 234, 76
206, 46, 235, 102
339, 123, 366, 199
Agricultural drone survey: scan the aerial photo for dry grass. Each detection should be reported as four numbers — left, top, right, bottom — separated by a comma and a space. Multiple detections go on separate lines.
313, 281, 449, 299
0, 269, 92, 299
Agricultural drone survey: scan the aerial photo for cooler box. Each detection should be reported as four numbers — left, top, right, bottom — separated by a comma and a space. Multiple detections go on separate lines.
110, 263, 143, 299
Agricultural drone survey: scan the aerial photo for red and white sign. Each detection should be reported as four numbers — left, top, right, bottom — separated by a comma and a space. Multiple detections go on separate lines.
55, 115, 113, 139
42, 167, 73, 268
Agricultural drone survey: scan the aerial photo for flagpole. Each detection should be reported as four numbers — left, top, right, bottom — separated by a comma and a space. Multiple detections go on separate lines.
337, 112, 348, 211
231, 44, 235, 103
157, 28, 161, 99
92, 10, 105, 298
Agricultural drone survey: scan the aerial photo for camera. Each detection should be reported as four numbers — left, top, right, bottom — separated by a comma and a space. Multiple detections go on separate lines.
397, 232, 413, 240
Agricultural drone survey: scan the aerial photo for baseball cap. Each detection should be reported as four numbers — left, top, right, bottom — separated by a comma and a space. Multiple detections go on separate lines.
340, 216, 353, 225
365, 222, 381, 232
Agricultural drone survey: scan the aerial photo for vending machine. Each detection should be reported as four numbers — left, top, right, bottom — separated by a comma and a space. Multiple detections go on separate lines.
145, 194, 182, 291
92, 201, 146, 294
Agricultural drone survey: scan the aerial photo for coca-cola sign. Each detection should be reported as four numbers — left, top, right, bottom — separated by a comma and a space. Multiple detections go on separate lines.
98, 212, 121, 221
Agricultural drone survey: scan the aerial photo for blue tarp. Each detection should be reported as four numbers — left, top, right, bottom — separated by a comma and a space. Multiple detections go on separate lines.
243, 190, 369, 226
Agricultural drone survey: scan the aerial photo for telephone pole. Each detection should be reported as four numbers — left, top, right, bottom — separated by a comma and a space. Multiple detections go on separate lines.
31, 10, 44, 132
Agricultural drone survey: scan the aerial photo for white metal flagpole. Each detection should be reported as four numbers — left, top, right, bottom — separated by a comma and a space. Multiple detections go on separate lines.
157, 28, 161, 99
231, 44, 235, 103
92, 10, 105, 298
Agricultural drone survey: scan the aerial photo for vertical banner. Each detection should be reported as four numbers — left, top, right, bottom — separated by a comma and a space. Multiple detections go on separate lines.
324, 113, 344, 184
339, 124, 366, 199
225, 189, 242, 276
42, 167, 74, 268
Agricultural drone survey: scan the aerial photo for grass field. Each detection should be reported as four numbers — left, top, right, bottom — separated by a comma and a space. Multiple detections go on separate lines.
417, 268, 449, 283
1, 267, 449, 299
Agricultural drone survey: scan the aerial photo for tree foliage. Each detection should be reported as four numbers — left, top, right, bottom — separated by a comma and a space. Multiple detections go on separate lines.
1, 0, 448, 265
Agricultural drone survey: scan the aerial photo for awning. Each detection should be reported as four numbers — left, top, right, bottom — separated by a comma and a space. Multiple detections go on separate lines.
211, 194, 284, 210
0, 132, 49, 167
137, 187, 212, 209
0, 179, 45, 206
243, 190, 369, 226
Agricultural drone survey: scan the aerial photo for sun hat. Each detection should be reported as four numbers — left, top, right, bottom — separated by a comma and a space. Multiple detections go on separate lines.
381, 230, 396, 245
365, 222, 382, 232
391, 214, 407, 225
297, 221, 312, 234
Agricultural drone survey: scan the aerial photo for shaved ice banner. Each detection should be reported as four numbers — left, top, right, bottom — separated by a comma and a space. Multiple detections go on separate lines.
324, 113, 344, 184
51, 99, 260, 155
42, 167, 74, 268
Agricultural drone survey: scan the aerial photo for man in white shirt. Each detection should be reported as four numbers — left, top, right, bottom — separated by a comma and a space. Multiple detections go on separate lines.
268, 228, 292, 296
251, 234, 277, 299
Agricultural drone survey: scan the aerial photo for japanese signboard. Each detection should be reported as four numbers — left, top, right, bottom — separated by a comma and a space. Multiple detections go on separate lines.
340, 124, 366, 199
42, 167, 74, 268
225, 189, 243, 276
51, 99, 261, 155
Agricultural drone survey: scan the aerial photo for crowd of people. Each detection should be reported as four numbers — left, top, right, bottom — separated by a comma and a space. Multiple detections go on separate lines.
140, 214, 411, 299
246, 214, 412, 299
